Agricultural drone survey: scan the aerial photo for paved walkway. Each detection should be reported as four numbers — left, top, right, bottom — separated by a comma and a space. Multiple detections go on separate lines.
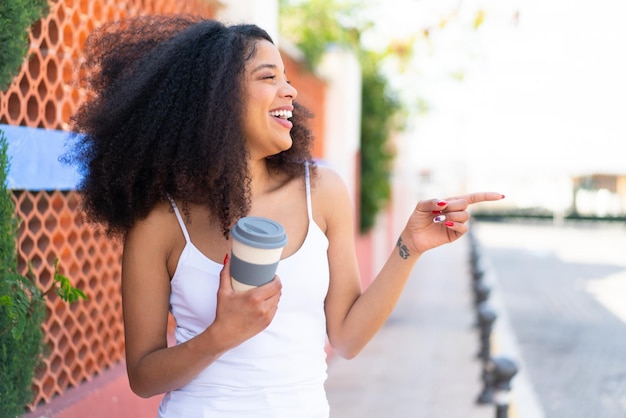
324, 236, 502, 418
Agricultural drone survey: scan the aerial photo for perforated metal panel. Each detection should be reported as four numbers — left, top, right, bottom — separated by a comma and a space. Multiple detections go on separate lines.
1, 0, 219, 129
13, 190, 124, 406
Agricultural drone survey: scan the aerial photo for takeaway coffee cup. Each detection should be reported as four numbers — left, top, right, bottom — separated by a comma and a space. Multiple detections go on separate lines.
229, 216, 288, 292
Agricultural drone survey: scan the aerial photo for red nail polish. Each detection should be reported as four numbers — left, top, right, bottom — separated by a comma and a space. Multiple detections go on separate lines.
432, 210, 442, 214
501, 194, 506, 199
437, 200, 447, 207
444, 221, 454, 227
223, 253, 229, 265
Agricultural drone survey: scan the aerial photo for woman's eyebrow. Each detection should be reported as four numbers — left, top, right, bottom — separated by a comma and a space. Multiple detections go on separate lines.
251, 63, 277, 73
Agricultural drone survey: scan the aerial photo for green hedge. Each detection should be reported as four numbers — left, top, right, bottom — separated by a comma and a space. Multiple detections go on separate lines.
0, 3, 85, 413
0, 0, 50, 90
0, 2, 50, 413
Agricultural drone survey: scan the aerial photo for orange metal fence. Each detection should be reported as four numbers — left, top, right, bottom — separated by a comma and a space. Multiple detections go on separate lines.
13, 190, 124, 406
0, 0, 219, 130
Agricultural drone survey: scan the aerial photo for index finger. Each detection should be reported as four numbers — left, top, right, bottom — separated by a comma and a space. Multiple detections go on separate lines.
446, 192, 505, 205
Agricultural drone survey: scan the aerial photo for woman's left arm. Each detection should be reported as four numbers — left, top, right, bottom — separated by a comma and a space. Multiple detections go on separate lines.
320, 167, 503, 359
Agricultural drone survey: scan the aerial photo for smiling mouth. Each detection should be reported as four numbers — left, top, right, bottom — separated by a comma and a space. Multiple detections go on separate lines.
269, 110, 293, 119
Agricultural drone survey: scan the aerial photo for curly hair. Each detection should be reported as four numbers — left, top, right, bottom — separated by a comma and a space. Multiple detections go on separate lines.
64, 15, 316, 237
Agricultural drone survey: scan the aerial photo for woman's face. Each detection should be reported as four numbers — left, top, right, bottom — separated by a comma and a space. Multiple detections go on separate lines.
242, 40, 298, 160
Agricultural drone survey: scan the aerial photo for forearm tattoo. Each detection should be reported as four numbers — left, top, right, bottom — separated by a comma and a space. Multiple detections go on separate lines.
396, 237, 410, 259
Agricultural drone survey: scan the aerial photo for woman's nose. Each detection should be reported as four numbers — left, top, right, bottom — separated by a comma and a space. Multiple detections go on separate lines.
283, 81, 297, 99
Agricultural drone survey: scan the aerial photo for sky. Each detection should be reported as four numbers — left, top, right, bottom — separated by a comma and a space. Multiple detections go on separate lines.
359, 0, 626, 210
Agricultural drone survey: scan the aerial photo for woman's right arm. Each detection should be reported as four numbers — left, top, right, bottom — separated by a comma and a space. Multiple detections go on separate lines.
122, 205, 282, 398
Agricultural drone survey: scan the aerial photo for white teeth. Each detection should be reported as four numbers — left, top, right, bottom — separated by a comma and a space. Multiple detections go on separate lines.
269, 110, 293, 119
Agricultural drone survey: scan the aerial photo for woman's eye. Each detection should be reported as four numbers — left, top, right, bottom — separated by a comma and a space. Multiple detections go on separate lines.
263, 75, 277, 80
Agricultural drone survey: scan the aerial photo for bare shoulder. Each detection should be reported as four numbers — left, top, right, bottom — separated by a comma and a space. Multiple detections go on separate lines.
310, 165, 354, 233
312, 165, 351, 198
126, 201, 177, 242
123, 200, 183, 275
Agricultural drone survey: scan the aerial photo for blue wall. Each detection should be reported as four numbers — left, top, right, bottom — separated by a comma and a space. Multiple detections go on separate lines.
1, 124, 81, 190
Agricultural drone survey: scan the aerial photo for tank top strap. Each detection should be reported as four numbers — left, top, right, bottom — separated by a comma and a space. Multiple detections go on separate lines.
167, 195, 191, 243
305, 162, 313, 220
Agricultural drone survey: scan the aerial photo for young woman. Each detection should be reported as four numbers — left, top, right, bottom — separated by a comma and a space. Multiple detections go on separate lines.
66, 15, 503, 417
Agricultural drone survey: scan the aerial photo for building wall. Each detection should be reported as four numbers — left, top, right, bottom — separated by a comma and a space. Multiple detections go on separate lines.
317, 47, 361, 204
282, 50, 327, 160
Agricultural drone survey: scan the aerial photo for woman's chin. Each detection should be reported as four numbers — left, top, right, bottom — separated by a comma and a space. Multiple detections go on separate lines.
277, 138, 294, 153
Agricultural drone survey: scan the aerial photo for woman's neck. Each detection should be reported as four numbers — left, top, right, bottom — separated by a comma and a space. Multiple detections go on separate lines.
248, 158, 286, 198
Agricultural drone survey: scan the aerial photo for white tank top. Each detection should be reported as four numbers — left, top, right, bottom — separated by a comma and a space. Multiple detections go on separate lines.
158, 164, 331, 418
